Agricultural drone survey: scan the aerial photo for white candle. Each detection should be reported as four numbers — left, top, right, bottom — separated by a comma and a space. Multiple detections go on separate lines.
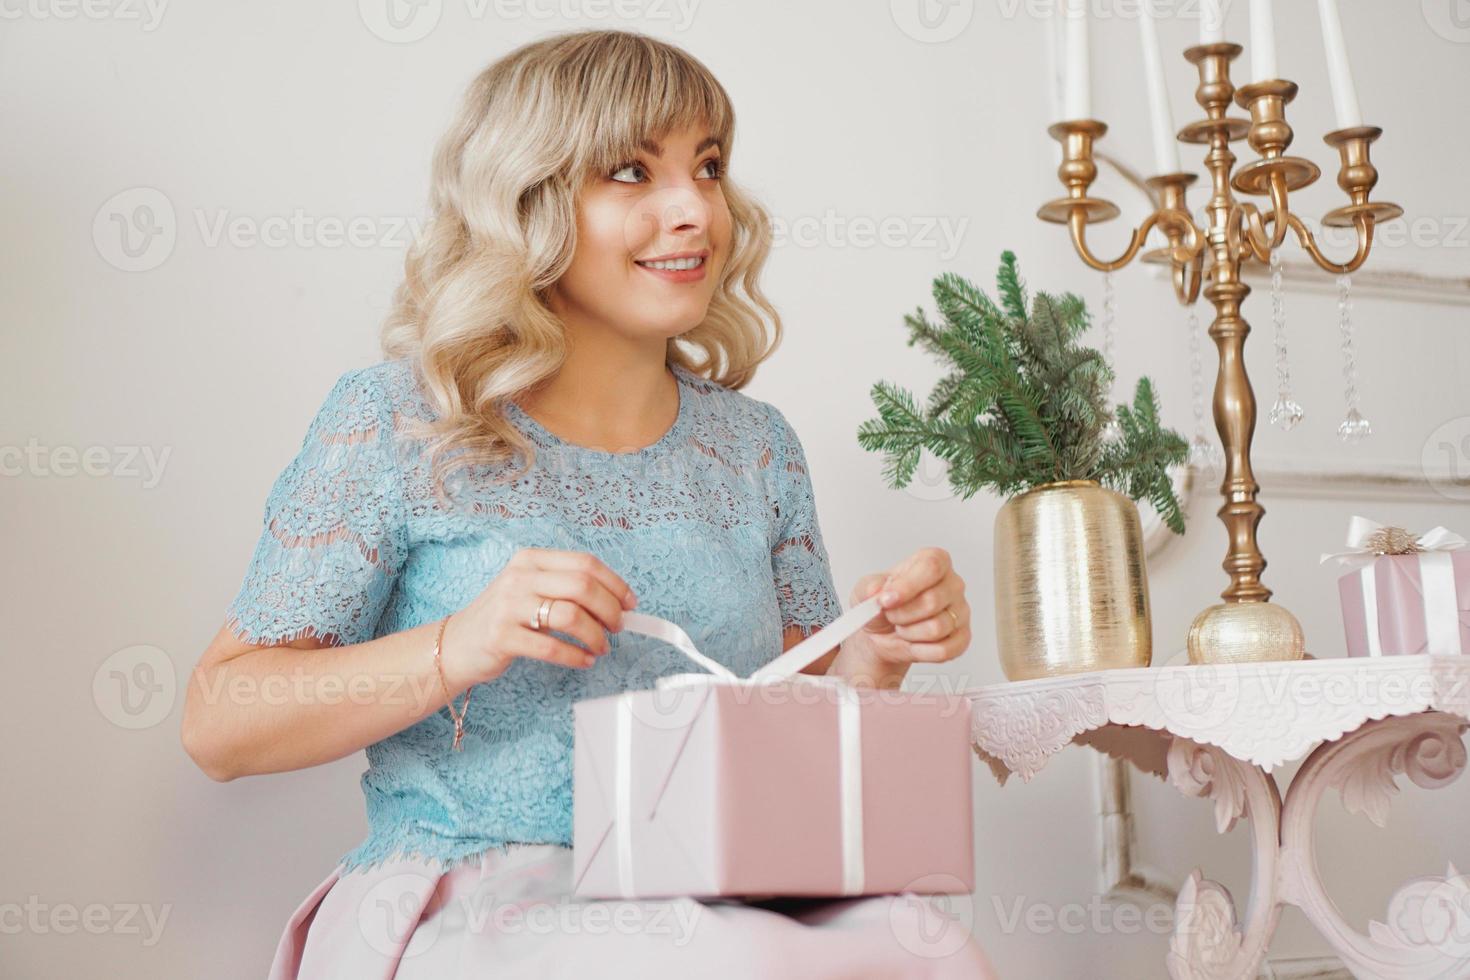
1199, 0, 1225, 44
1062, 0, 1090, 120
1249, 0, 1278, 82
1045, 6, 1064, 161
1316, 0, 1363, 128
1138, 5, 1181, 174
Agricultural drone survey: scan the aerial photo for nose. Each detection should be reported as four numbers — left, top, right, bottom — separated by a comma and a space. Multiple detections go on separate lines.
644, 181, 709, 239
623, 173, 713, 260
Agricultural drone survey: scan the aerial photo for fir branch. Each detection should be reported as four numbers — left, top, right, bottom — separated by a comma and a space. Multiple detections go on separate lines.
858, 253, 1191, 533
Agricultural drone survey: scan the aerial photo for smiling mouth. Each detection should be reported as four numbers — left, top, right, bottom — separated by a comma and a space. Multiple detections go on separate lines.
634, 255, 706, 271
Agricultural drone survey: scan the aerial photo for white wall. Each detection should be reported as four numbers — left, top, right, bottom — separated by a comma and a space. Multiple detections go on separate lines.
2, 2, 1465, 977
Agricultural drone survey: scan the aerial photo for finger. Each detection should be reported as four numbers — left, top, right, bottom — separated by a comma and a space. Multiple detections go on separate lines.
530, 569, 628, 636
882, 576, 963, 626
538, 594, 616, 656
893, 600, 969, 642
878, 548, 951, 612
898, 628, 970, 664
516, 548, 638, 609
511, 626, 600, 670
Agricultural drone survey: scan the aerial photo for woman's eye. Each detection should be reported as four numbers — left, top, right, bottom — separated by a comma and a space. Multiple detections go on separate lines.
610, 163, 645, 184
610, 158, 722, 184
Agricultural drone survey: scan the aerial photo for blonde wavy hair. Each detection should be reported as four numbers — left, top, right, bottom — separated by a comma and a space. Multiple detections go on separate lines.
380, 28, 784, 504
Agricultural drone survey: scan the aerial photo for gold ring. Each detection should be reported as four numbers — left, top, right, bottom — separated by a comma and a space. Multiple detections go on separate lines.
946, 607, 960, 632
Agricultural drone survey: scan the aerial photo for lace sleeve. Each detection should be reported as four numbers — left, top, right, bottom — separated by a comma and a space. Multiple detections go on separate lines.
223, 367, 408, 648
764, 403, 845, 638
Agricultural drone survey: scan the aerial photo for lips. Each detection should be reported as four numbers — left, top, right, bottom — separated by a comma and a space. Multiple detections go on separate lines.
634, 249, 710, 282
634, 249, 709, 271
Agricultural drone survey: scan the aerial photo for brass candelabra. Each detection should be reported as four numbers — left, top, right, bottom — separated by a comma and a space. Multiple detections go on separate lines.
1038, 42, 1402, 665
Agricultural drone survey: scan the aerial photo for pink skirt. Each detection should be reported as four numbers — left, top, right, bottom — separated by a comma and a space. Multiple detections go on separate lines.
269, 843, 998, 978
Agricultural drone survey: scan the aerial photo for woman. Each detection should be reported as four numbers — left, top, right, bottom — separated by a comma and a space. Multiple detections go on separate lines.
182, 28, 993, 978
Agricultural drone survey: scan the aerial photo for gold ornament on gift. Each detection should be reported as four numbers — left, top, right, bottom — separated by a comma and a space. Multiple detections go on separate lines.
858, 252, 1188, 681
1364, 526, 1421, 556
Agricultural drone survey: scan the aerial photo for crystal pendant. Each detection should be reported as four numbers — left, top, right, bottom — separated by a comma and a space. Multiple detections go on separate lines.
1338, 407, 1372, 442
1268, 397, 1304, 431
1335, 274, 1371, 443
1266, 250, 1304, 431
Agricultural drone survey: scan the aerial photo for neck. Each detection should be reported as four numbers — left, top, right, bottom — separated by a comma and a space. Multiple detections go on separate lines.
515, 316, 680, 451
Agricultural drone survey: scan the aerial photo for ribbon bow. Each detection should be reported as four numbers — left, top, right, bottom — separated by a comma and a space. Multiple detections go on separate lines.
600, 594, 885, 898
1319, 515, 1467, 569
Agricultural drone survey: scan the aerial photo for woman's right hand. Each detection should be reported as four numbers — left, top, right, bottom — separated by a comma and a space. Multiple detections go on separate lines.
438, 548, 638, 690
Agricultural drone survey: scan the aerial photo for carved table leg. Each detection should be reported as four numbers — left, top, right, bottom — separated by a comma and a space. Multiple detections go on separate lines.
1278, 712, 1470, 980
1165, 738, 1285, 980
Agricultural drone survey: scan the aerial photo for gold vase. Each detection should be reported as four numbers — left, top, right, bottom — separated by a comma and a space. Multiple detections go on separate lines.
994, 479, 1153, 681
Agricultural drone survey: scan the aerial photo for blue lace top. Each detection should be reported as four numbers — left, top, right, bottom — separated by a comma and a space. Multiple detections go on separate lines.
223, 358, 845, 873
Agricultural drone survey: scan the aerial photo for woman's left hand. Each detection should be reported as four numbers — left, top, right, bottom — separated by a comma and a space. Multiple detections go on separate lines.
849, 546, 971, 667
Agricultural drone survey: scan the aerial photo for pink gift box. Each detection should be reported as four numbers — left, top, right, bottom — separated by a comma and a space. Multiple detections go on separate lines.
1336, 550, 1470, 657
571, 677, 975, 900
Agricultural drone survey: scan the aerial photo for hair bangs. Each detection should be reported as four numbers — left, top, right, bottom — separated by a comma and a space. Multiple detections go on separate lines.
563, 35, 735, 186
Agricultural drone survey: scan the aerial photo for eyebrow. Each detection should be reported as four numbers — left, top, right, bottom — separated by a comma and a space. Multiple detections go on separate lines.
637, 136, 722, 158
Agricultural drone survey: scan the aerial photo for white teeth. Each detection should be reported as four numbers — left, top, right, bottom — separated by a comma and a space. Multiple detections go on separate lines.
637, 256, 703, 271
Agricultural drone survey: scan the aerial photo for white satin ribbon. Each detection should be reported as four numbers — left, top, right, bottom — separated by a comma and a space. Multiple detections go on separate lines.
1320, 515, 1467, 656
614, 697, 635, 898
835, 681, 865, 894
609, 594, 885, 896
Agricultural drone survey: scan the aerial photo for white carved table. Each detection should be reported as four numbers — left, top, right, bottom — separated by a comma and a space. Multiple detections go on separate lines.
965, 655, 1470, 980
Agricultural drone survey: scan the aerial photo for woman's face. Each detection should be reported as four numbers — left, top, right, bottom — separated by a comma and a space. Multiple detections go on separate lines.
550, 121, 732, 346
